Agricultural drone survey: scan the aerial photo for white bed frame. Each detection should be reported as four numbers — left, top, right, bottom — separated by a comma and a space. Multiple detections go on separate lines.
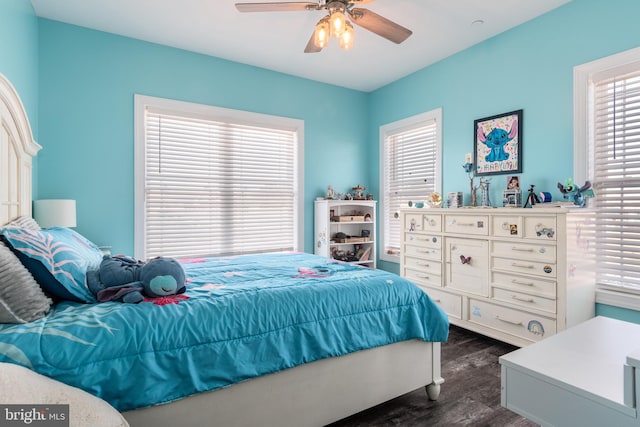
0, 71, 444, 427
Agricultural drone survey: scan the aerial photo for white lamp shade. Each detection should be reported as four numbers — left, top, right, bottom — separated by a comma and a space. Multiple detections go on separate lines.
33, 199, 77, 228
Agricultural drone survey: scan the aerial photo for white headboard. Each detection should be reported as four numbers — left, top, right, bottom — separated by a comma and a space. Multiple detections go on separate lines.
0, 73, 41, 225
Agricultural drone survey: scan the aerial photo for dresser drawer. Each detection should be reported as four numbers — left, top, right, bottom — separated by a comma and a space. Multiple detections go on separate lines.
404, 213, 424, 232
492, 256, 557, 279
421, 214, 442, 232
403, 267, 442, 288
468, 299, 556, 343
404, 244, 442, 261
444, 215, 489, 236
524, 216, 557, 241
420, 287, 462, 319
492, 215, 523, 238
491, 271, 556, 299
404, 213, 443, 233
445, 237, 489, 296
492, 288, 556, 314
405, 233, 442, 249
404, 255, 442, 275
492, 241, 556, 263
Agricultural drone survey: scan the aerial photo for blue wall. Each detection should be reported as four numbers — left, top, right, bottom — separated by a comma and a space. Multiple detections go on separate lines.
0, 0, 39, 141
371, 0, 640, 273
596, 304, 640, 324
37, 19, 369, 254
4, 0, 640, 322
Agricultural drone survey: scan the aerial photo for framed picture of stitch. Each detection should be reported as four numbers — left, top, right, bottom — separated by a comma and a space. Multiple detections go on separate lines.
473, 109, 523, 176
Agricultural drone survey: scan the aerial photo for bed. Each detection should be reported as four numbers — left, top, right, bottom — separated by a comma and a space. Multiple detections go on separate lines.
0, 72, 449, 427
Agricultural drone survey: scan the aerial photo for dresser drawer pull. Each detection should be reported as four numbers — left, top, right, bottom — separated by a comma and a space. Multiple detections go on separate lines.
511, 262, 534, 269
456, 222, 475, 227
433, 299, 442, 303
418, 262, 431, 267
511, 295, 535, 303
424, 218, 437, 227
512, 279, 535, 287
417, 249, 433, 254
495, 315, 523, 326
417, 274, 431, 280
512, 247, 534, 252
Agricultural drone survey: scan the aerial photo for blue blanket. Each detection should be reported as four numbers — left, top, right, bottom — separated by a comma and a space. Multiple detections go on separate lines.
0, 253, 449, 411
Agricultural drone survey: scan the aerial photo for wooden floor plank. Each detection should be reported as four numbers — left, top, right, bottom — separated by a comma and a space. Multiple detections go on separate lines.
328, 326, 538, 426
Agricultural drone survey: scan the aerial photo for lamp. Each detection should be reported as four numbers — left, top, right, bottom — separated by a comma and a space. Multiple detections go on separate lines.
339, 22, 354, 50
33, 199, 77, 228
313, 2, 355, 51
314, 18, 330, 49
329, 8, 346, 38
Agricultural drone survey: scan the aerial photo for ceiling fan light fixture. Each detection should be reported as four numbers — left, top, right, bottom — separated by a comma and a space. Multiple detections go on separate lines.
329, 9, 346, 38
339, 21, 354, 50
314, 18, 330, 48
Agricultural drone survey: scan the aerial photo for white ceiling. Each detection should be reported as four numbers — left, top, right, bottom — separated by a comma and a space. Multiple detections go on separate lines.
30, 0, 570, 92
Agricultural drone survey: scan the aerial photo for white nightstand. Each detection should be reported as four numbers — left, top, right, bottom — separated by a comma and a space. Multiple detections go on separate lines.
500, 316, 640, 426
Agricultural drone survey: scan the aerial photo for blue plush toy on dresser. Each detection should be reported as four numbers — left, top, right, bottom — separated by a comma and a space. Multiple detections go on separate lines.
87, 255, 186, 303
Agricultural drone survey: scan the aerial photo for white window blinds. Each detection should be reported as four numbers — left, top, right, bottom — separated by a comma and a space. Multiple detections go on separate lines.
592, 66, 640, 291
139, 101, 301, 259
381, 110, 441, 260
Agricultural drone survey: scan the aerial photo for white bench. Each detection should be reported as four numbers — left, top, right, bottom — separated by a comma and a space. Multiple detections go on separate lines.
500, 316, 640, 426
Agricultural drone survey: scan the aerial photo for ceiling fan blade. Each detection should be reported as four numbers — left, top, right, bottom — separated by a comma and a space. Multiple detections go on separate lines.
349, 7, 412, 44
304, 30, 323, 53
235, 2, 320, 13
349, 0, 376, 4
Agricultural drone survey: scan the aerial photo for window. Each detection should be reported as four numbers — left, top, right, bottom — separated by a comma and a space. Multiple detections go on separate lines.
134, 95, 304, 260
575, 47, 640, 301
379, 109, 442, 263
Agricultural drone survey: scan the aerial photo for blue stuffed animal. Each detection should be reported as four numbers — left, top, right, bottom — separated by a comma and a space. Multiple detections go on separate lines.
87, 255, 186, 303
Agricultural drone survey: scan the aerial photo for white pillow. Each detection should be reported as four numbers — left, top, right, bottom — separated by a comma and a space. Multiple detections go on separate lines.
4, 216, 41, 230
0, 362, 129, 427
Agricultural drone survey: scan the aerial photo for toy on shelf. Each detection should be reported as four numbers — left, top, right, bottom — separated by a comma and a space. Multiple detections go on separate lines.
557, 179, 594, 207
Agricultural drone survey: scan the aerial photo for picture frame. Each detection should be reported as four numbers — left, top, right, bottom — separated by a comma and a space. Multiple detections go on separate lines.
502, 189, 522, 207
506, 175, 520, 190
474, 109, 523, 176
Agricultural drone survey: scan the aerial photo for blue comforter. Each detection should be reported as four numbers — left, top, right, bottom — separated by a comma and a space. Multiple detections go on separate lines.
0, 253, 449, 411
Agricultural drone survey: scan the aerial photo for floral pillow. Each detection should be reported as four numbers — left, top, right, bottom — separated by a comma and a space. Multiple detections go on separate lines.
0, 227, 102, 303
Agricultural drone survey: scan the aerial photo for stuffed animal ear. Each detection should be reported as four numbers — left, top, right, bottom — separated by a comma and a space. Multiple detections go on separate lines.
579, 180, 592, 192
508, 118, 518, 139
477, 124, 486, 143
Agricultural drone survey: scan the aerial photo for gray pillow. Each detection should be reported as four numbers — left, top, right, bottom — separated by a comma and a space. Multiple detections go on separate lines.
4, 216, 41, 230
0, 241, 52, 323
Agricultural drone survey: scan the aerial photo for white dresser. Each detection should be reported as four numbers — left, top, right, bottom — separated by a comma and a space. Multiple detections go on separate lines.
400, 207, 595, 346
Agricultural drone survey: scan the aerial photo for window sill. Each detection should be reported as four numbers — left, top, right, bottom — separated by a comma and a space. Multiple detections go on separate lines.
379, 253, 400, 264
596, 288, 640, 311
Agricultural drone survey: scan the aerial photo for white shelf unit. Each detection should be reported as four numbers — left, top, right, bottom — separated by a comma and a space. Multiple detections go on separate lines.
315, 200, 377, 268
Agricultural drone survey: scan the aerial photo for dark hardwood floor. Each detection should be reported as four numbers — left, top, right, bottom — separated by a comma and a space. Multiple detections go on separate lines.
328, 326, 538, 426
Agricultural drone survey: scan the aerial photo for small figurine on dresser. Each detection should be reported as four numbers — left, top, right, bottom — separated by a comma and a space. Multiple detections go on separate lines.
463, 162, 478, 207
326, 185, 335, 200
351, 185, 366, 200
557, 178, 594, 207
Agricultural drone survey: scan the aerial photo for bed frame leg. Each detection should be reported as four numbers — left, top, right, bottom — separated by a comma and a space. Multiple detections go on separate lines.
426, 342, 444, 400
425, 377, 444, 400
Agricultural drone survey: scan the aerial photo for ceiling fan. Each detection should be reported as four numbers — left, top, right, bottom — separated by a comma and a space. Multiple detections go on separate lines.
235, 0, 413, 53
